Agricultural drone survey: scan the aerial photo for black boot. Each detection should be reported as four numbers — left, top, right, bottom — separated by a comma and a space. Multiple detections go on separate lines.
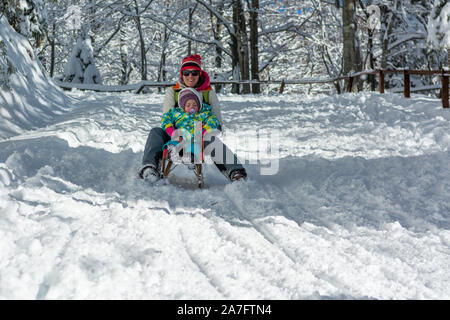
229, 168, 247, 182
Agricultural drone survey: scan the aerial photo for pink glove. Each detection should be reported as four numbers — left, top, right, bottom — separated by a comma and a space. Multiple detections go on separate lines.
165, 126, 174, 137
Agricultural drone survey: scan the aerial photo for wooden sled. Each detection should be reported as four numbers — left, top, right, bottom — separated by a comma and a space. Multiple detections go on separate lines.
160, 141, 205, 188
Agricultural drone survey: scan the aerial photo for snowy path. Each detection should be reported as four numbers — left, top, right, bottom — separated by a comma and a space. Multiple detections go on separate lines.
1, 91, 450, 299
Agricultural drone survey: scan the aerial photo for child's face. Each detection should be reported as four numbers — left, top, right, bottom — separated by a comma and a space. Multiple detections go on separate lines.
184, 99, 199, 114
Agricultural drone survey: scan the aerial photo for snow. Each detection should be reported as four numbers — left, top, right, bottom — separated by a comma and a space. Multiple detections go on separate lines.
0, 17, 71, 139
0, 87, 450, 299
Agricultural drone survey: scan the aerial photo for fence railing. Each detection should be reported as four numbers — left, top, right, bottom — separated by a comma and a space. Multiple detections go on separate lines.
134, 78, 347, 94
55, 68, 450, 108
54, 78, 345, 94
346, 69, 450, 108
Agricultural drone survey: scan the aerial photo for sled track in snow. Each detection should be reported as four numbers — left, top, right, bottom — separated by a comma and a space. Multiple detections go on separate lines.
223, 187, 299, 265
225, 182, 360, 296
276, 185, 389, 296
170, 203, 307, 298
35, 229, 79, 299
222, 185, 355, 296
169, 207, 230, 298
278, 185, 333, 229
178, 227, 229, 298
202, 213, 307, 296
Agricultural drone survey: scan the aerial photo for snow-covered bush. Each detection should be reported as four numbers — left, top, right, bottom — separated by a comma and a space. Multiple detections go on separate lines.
63, 27, 102, 84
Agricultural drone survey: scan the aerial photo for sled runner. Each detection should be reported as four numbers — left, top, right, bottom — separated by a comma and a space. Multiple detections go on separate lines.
160, 140, 205, 188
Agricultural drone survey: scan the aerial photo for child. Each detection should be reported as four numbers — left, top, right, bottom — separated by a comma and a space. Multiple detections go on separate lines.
161, 87, 219, 162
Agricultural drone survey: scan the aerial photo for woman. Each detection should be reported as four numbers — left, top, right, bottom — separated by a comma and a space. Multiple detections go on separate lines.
139, 54, 247, 183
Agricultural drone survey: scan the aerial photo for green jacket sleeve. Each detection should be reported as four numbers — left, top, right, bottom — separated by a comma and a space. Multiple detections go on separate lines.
161, 109, 174, 130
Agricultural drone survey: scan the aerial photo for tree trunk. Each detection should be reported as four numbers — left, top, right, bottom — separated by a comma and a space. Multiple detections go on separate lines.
137, 18, 147, 80
50, 22, 55, 78
133, 2, 147, 81
119, 27, 128, 85
447, 48, 450, 69
235, 0, 250, 94
187, 5, 197, 56
158, 26, 168, 93
209, 0, 224, 93
158, 49, 166, 93
342, 0, 360, 91
231, 0, 241, 94
359, 0, 376, 90
355, 29, 362, 91
380, 2, 397, 70
230, 38, 240, 94
249, 0, 260, 94
368, 28, 376, 91
87, 0, 101, 44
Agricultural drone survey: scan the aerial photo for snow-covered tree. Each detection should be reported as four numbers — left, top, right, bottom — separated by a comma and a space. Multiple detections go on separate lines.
31, 0, 441, 93
427, 0, 450, 68
63, 27, 102, 84
0, 36, 16, 91
357, 0, 442, 90
0, 0, 49, 48
309, 0, 343, 93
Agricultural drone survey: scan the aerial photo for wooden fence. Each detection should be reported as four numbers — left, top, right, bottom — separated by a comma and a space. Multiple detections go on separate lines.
55, 68, 450, 108
55, 78, 344, 94
346, 69, 450, 108
134, 78, 346, 94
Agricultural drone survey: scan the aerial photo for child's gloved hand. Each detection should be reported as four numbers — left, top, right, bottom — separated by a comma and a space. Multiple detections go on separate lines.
167, 143, 181, 162
163, 138, 185, 162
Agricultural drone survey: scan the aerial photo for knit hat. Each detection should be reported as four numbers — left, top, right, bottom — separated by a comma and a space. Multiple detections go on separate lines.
180, 54, 202, 77
178, 87, 202, 110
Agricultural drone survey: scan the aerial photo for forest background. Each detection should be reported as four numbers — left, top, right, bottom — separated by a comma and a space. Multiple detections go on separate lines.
1, 0, 449, 95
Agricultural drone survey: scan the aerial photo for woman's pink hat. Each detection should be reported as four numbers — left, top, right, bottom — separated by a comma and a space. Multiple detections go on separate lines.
180, 54, 202, 77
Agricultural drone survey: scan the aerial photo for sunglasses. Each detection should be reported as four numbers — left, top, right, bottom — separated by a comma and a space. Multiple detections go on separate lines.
182, 70, 200, 76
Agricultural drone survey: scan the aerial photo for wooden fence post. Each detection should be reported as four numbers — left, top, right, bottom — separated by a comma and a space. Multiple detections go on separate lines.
279, 80, 285, 94
347, 77, 354, 93
379, 70, 385, 94
442, 74, 449, 108
404, 70, 410, 98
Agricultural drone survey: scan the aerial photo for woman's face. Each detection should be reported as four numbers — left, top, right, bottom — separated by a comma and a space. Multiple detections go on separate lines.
182, 69, 200, 88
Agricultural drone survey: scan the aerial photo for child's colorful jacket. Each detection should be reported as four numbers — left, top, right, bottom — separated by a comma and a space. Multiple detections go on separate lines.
161, 103, 219, 140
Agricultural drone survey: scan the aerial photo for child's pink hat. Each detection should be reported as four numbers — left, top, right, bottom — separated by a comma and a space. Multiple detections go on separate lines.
178, 88, 202, 109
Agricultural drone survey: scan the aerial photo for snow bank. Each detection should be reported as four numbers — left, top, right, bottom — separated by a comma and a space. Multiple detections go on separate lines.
0, 17, 71, 139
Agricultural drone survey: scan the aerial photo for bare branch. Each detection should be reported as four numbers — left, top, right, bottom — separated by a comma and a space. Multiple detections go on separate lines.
120, 9, 233, 57
94, 14, 127, 57
259, 7, 317, 37
194, 0, 235, 37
